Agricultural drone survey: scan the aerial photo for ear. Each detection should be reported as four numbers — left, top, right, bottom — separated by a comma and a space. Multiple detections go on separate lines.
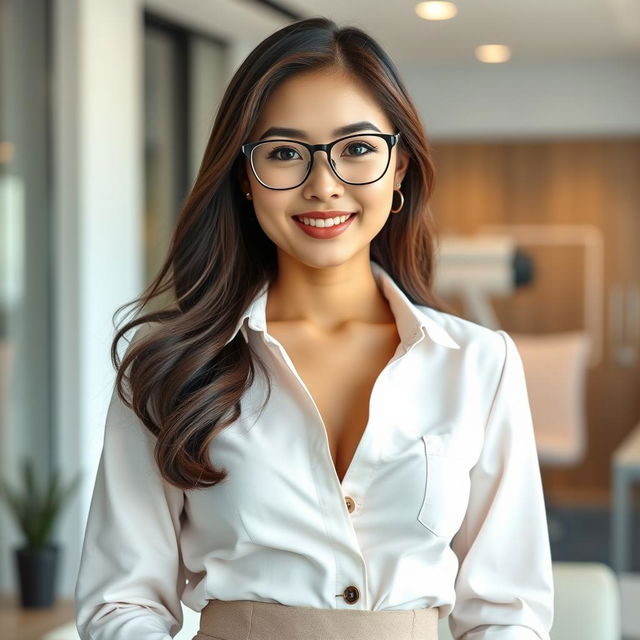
393, 148, 410, 186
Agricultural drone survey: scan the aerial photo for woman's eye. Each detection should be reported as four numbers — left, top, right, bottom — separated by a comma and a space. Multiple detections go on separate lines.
267, 147, 301, 161
344, 142, 375, 156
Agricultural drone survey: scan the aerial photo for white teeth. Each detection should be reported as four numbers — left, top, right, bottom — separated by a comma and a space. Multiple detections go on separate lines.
298, 214, 351, 228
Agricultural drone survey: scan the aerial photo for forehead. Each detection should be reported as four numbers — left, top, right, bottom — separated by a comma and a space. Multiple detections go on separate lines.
248, 69, 393, 141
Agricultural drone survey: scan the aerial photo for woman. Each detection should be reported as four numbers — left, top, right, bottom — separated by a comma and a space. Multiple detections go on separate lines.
75, 16, 554, 640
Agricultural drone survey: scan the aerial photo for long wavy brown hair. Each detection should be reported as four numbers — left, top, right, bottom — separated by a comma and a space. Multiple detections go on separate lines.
111, 16, 458, 490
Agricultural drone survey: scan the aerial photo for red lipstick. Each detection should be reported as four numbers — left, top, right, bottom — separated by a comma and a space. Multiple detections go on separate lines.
292, 211, 358, 239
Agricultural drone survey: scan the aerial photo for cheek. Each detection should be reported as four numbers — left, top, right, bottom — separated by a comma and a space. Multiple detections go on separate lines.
251, 192, 294, 237
359, 180, 394, 215
256, 193, 291, 211
249, 176, 291, 215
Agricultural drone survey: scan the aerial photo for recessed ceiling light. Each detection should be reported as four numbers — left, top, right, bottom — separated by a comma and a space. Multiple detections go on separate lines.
415, 1, 458, 21
475, 44, 511, 63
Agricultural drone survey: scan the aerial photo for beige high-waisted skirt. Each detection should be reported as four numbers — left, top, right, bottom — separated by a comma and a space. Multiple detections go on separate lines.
193, 599, 440, 640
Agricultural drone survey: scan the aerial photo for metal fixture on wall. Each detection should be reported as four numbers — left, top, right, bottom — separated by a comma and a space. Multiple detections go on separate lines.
476, 224, 605, 368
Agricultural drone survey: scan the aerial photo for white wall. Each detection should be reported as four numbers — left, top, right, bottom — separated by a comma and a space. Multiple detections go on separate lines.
53, 0, 145, 598
189, 37, 225, 184
401, 57, 640, 140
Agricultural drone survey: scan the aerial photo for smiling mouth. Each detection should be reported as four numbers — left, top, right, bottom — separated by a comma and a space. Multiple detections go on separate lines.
293, 212, 357, 228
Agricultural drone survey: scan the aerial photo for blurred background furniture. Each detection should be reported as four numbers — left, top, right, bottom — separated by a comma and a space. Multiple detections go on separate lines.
612, 422, 640, 573
546, 562, 621, 640
438, 562, 621, 640
510, 331, 591, 466
510, 331, 592, 542
435, 231, 596, 521
436, 227, 605, 369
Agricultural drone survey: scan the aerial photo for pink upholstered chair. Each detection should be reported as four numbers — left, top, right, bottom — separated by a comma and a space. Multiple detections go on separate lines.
509, 331, 591, 466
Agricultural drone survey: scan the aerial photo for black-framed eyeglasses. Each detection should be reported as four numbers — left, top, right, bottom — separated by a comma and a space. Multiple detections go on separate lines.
241, 132, 401, 190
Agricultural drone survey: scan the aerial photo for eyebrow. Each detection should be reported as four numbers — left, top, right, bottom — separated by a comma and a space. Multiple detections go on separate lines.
258, 121, 383, 141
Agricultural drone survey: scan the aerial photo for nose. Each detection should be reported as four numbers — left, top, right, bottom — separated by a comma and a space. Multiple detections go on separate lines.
301, 149, 344, 199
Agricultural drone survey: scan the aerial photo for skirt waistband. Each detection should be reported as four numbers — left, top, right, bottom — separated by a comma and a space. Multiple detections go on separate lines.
195, 599, 440, 640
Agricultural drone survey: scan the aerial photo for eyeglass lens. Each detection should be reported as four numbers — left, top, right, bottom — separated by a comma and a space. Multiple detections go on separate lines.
251, 135, 390, 189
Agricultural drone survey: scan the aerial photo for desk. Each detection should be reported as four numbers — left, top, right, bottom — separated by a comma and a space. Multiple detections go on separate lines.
611, 422, 640, 572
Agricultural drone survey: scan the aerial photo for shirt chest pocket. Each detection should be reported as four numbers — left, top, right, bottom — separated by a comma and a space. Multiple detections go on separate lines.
417, 434, 472, 539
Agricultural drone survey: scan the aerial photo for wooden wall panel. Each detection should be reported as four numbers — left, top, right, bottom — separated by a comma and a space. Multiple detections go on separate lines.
429, 138, 640, 504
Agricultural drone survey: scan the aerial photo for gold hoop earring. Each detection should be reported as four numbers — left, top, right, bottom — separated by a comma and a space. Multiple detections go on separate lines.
390, 183, 404, 213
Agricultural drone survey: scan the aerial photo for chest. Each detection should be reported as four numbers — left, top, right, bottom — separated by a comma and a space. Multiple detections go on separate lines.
267, 323, 401, 483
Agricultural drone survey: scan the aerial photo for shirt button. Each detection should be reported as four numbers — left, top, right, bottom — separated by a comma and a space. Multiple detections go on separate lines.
343, 585, 360, 604
344, 496, 355, 513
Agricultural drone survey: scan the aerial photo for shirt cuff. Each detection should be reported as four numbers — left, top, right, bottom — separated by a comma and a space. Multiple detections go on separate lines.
458, 625, 549, 640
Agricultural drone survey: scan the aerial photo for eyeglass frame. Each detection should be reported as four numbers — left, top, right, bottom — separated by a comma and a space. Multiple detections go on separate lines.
240, 131, 402, 191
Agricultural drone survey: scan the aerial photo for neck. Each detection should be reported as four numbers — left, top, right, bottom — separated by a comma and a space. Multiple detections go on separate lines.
265, 252, 395, 335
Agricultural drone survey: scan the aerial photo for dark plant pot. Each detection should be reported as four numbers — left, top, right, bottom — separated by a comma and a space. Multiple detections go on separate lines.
14, 543, 59, 608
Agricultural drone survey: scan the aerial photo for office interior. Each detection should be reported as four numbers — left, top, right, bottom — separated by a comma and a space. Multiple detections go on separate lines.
0, 0, 639, 638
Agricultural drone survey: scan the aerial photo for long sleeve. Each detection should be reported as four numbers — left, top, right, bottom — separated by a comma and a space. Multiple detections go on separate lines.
448, 330, 554, 640
75, 335, 186, 640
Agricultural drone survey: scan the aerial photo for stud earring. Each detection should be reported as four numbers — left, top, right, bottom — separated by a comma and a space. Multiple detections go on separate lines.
245, 192, 252, 200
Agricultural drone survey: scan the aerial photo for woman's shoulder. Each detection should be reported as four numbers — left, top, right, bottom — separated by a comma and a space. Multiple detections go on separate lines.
415, 304, 509, 363
415, 304, 503, 343
415, 305, 519, 407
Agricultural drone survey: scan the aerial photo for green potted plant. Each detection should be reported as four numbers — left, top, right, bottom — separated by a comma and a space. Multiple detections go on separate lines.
0, 456, 82, 607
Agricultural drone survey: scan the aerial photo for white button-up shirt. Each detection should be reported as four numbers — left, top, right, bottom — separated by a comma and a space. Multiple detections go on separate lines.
75, 260, 554, 640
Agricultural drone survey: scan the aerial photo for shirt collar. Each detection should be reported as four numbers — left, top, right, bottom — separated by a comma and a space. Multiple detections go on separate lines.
225, 260, 460, 350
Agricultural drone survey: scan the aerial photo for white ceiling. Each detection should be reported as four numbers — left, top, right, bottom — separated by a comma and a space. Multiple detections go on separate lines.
276, 0, 640, 66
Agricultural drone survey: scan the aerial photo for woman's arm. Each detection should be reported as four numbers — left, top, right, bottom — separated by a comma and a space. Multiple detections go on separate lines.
75, 327, 186, 640
449, 330, 554, 640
